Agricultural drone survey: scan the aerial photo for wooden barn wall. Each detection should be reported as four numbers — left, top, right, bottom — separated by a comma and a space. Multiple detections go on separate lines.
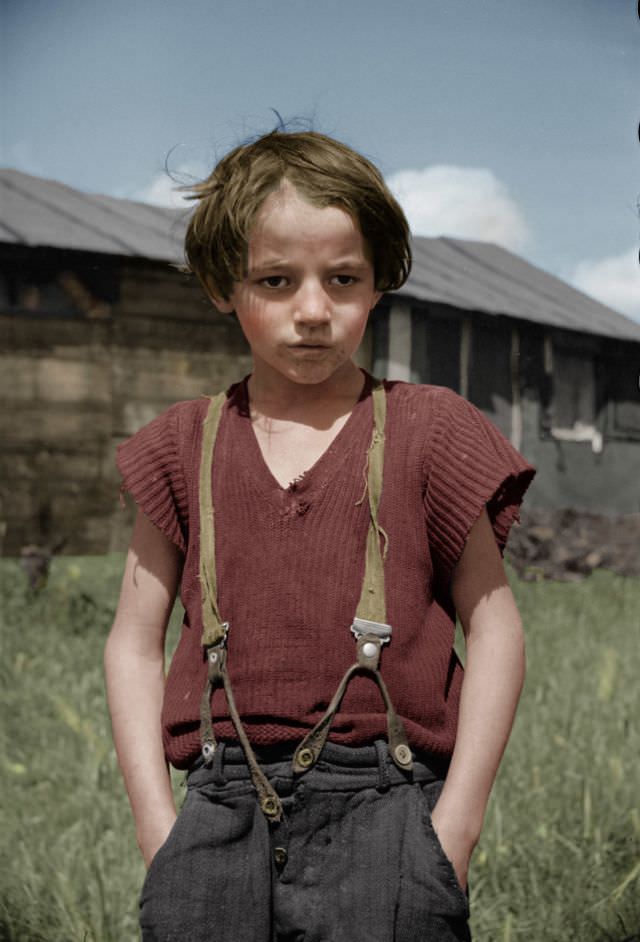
2, 243, 639, 556
374, 302, 640, 515
0, 253, 252, 555
519, 328, 640, 514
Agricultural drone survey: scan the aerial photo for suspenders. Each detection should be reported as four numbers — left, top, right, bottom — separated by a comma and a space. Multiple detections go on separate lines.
197, 380, 413, 823
292, 383, 412, 775
198, 391, 283, 822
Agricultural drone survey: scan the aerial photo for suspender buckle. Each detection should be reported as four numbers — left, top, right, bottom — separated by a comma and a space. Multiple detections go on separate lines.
350, 618, 392, 643
351, 618, 391, 670
209, 621, 230, 646
205, 622, 230, 681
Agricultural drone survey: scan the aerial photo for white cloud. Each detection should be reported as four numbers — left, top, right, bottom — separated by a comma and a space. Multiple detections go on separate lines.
131, 162, 208, 208
135, 173, 190, 208
570, 248, 640, 321
386, 165, 530, 251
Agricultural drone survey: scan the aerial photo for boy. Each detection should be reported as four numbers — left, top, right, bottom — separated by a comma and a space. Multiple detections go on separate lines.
105, 129, 534, 941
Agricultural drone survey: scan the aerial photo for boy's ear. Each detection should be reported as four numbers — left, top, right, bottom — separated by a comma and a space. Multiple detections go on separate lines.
210, 295, 235, 316
370, 290, 383, 311
202, 277, 235, 315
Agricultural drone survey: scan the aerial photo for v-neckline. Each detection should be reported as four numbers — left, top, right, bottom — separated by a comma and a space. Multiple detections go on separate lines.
234, 371, 373, 507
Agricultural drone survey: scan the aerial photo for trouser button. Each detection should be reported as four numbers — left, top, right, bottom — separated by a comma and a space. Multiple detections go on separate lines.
274, 846, 288, 868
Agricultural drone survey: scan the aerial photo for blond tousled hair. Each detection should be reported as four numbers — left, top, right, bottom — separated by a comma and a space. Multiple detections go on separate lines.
183, 130, 412, 302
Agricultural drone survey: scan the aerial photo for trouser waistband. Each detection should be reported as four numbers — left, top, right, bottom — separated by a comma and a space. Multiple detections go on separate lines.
187, 739, 449, 793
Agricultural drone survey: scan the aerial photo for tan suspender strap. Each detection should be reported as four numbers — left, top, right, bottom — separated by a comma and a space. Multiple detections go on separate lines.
292, 378, 413, 775
354, 379, 389, 626
200, 381, 387, 642
292, 633, 412, 774
199, 392, 227, 648
197, 390, 283, 822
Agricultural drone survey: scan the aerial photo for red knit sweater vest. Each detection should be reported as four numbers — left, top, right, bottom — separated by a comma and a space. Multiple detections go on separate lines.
117, 373, 534, 769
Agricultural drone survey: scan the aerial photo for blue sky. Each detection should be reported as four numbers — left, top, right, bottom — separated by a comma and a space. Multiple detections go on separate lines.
2, 0, 639, 319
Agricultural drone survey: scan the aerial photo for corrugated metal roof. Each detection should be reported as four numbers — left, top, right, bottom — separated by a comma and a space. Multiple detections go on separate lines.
0, 167, 186, 261
2, 167, 639, 341
398, 237, 640, 341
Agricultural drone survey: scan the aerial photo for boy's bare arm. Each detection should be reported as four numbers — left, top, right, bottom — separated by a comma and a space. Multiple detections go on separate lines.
431, 507, 526, 889
104, 509, 183, 867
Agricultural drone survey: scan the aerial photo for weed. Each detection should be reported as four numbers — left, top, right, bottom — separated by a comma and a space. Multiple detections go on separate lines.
0, 559, 638, 940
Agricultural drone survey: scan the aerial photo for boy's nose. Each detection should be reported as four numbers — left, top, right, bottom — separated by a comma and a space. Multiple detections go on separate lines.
293, 281, 331, 326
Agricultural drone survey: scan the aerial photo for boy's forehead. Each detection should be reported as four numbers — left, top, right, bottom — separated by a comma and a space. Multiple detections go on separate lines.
249, 184, 367, 256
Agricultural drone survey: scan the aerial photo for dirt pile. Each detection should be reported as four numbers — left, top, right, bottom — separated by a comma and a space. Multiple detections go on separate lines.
506, 508, 640, 581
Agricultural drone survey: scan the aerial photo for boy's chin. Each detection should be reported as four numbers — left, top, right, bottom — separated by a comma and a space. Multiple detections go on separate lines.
283, 359, 358, 387
251, 354, 360, 392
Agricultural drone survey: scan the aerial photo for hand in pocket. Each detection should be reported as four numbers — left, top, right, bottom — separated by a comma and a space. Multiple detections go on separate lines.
430, 802, 474, 892
139, 811, 178, 869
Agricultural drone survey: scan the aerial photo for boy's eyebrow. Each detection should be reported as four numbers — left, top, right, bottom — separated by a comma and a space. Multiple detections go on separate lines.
247, 259, 289, 273
330, 257, 370, 270
248, 256, 370, 274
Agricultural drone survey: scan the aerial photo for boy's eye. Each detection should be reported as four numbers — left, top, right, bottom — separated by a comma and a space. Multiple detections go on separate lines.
330, 275, 357, 286
260, 275, 289, 288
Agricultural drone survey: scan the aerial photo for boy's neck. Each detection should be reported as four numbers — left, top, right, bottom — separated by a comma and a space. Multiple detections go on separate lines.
247, 360, 366, 420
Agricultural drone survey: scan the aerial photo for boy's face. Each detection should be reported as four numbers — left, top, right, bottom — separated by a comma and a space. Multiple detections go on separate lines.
211, 181, 381, 391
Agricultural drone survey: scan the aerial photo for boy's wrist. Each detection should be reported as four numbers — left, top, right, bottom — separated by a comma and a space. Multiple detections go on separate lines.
136, 806, 178, 868
431, 790, 485, 847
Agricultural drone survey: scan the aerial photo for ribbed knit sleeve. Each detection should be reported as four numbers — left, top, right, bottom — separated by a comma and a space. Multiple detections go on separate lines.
425, 387, 535, 583
116, 404, 189, 553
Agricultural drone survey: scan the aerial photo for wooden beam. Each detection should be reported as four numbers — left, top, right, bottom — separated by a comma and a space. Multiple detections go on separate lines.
510, 326, 523, 450
387, 301, 412, 381
459, 316, 471, 399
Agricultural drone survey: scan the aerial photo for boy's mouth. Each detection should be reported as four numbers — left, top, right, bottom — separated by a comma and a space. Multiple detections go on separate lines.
289, 342, 330, 350
287, 343, 332, 359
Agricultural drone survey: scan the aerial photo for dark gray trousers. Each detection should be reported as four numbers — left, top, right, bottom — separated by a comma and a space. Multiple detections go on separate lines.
139, 741, 471, 941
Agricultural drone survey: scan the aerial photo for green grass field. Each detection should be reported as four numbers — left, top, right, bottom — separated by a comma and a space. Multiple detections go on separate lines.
1, 556, 638, 941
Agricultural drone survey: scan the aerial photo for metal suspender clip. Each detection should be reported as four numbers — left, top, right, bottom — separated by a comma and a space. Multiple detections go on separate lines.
200, 623, 230, 764
351, 617, 391, 670
206, 622, 230, 672
351, 617, 392, 642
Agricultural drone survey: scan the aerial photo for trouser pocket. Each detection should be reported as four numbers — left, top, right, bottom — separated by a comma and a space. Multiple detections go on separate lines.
139, 783, 272, 942
420, 779, 470, 905
393, 780, 471, 941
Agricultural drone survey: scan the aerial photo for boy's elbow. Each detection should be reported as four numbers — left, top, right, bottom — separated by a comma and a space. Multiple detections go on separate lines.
508, 617, 526, 695
104, 614, 162, 661
518, 623, 526, 683
103, 621, 125, 680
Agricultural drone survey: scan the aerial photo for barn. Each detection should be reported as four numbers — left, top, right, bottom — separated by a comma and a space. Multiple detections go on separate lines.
374, 239, 640, 514
1, 168, 639, 555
